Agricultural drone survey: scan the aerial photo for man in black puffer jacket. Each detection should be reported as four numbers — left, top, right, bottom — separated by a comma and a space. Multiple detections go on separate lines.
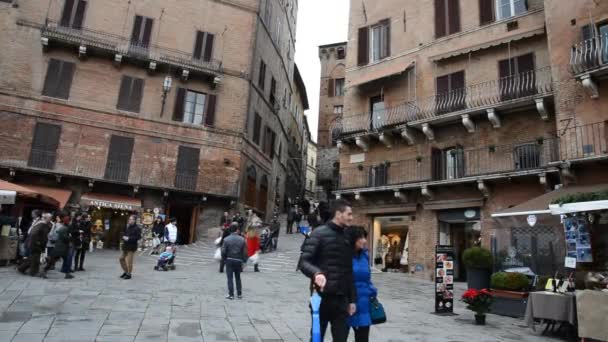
299, 199, 356, 342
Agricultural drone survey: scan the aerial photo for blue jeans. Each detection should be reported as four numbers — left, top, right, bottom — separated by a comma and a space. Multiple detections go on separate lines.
225, 259, 243, 297
61, 247, 74, 274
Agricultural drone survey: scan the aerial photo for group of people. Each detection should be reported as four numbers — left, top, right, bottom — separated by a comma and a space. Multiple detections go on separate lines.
17, 210, 92, 279
299, 199, 379, 342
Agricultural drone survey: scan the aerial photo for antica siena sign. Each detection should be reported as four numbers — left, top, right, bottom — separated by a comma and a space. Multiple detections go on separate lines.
88, 200, 134, 211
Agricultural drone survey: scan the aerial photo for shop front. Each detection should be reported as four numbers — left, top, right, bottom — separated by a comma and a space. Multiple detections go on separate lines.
81, 193, 142, 250
436, 208, 481, 282
371, 215, 411, 272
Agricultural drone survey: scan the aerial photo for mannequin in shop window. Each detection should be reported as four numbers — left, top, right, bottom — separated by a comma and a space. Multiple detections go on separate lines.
376, 235, 390, 272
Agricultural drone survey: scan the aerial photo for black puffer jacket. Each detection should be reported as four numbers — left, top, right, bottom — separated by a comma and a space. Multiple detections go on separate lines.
299, 222, 356, 303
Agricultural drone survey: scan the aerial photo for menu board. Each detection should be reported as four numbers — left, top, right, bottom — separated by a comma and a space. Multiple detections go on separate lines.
564, 216, 592, 263
435, 245, 455, 314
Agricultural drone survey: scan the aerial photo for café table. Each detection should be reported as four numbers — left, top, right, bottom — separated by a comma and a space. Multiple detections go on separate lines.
524, 291, 577, 334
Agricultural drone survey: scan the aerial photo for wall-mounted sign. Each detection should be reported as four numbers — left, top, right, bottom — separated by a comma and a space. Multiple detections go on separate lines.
350, 153, 365, 164
0, 190, 16, 205
527, 215, 537, 227
464, 209, 476, 219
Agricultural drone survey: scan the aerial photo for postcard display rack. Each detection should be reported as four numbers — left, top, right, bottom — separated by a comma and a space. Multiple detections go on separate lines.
435, 245, 455, 314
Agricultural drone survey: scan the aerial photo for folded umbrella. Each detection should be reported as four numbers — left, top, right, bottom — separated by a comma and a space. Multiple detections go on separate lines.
311, 291, 322, 342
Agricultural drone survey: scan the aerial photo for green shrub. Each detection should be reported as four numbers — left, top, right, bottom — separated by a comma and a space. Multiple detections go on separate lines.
491, 272, 530, 291
462, 247, 493, 270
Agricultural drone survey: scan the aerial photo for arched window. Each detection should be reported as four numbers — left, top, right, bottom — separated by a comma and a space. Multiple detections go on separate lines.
244, 165, 257, 207
258, 175, 269, 214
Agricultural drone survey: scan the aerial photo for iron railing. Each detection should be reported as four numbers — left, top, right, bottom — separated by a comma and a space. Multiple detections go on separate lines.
338, 138, 559, 190
331, 67, 553, 139
557, 121, 608, 160
570, 33, 608, 75
40, 19, 222, 75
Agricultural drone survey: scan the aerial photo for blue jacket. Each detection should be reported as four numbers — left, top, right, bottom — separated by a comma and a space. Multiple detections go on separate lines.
348, 250, 377, 328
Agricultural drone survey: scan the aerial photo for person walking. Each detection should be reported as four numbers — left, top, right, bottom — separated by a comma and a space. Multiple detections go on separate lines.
119, 215, 141, 280
299, 199, 356, 342
347, 226, 377, 342
74, 214, 91, 271
246, 224, 261, 272
152, 216, 165, 254
286, 205, 296, 234
220, 211, 231, 228
218, 220, 232, 273
18, 212, 52, 276
42, 212, 73, 279
270, 215, 280, 251
164, 218, 178, 246
221, 223, 248, 300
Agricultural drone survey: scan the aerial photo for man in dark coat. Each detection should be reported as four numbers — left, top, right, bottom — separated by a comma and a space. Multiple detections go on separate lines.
299, 199, 356, 342
42, 212, 72, 279
119, 215, 141, 280
74, 214, 91, 271
221, 223, 248, 300
286, 205, 296, 234
18, 212, 52, 276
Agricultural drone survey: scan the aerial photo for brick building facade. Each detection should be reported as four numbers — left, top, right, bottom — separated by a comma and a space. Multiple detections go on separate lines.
0, 0, 307, 245
333, 0, 608, 280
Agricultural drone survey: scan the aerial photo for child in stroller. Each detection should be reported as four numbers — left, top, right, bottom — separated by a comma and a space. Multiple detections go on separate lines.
154, 246, 176, 271
259, 225, 274, 253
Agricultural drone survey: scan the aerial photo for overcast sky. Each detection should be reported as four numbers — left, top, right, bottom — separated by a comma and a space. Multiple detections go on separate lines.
295, 0, 350, 143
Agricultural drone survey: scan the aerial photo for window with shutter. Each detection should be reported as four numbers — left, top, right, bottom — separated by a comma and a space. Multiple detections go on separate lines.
270, 77, 277, 106
369, 19, 391, 62
357, 26, 369, 66
448, 0, 461, 35
479, 0, 494, 25
42, 59, 75, 100
130, 15, 154, 52
258, 175, 269, 212
175, 146, 200, 190
435, 0, 447, 38
28, 122, 61, 170
104, 135, 134, 182
334, 78, 345, 96
60, 0, 87, 29
327, 79, 335, 98
258, 60, 266, 90
252, 113, 262, 145
498, 53, 536, 100
495, 0, 527, 20
245, 166, 257, 207
116, 75, 144, 113
435, 70, 466, 114
193, 31, 215, 62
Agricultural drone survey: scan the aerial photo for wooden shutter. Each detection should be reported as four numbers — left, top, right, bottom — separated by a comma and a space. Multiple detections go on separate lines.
204, 94, 217, 126
455, 145, 465, 178
131, 16, 143, 43
72, 0, 87, 29
582, 24, 594, 41
435, 0, 447, 38
381, 19, 391, 58
142, 18, 154, 47
431, 148, 443, 180
29, 122, 61, 169
451, 71, 465, 90
258, 60, 266, 89
516, 53, 535, 73
57, 61, 75, 99
436, 74, 450, 95
130, 77, 144, 112
448, 0, 461, 34
357, 26, 369, 66
105, 135, 134, 182
193, 31, 205, 60
42, 59, 61, 97
328, 79, 335, 97
117, 76, 132, 111
516, 53, 536, 97
203, 33, 214, 62
479, 0, 494, 25
253, 113, 261, 144
498, 58, 512, 78
173, 88, 186, 122
269, 131, 276, 159
450, 71, 465, 110
60, 0, 75, 27
499, 58, 513, 100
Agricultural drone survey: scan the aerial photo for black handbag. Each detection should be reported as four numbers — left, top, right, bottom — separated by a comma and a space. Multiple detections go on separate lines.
374, 256, 383, 265
369, 297, 386, 325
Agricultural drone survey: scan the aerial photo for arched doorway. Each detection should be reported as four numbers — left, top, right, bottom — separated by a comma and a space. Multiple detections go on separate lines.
258, 175, 268, 216
244, 165, 257, 207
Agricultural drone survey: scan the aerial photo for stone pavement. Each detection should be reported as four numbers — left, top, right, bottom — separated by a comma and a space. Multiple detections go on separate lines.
0, 233, 558, 342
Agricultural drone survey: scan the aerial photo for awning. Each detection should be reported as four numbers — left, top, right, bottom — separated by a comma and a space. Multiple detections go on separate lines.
430, 27, 546, 62
424, 198, 484, 210
81, 193, 142, 211
347, 58, 415, 88
0, 180, 60, 207
492, 184, 608, 218
16, 184, 72, 209
549, 200, 608, 215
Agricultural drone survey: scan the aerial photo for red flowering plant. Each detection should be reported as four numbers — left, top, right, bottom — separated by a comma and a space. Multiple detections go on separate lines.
461, 289, 493, 315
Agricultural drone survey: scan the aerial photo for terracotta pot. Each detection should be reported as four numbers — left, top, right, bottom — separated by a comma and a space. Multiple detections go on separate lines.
475, 314, 486, 325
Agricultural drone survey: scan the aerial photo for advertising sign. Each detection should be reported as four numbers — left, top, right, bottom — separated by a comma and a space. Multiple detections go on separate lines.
435, 245, 455, 314
563, 216, 592, 263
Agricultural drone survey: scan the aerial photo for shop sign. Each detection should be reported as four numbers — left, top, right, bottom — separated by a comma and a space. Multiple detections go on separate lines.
527, 214, 537, 227
0, 190, 16, 204
88, 200, 135, 211
435, 245, 455, 314
464, 209, 476, 219
142, 212, 154, 225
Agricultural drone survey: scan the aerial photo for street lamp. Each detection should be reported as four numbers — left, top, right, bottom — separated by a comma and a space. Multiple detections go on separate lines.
160, 75, 173, 117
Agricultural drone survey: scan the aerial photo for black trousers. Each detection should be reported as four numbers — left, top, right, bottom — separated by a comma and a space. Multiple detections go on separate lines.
74, 248, 86, 270
286, 220, 294, 234
225, 259, 242, 297
311, 295, 349, 342
350, 326, 370, 342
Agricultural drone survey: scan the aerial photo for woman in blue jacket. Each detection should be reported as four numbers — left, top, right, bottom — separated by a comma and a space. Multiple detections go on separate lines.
347, 226, 377, 342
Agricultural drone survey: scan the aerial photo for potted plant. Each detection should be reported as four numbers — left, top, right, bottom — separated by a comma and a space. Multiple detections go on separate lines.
463, 247, 493, 290
461, 288, 493, 325
489, 272, 530, 318
488, 144, 496, 153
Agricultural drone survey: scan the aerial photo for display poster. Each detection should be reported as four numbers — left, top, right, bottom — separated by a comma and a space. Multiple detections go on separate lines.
142, 212, 154, 225
435, 245, 455, 314
563, 216, 592, 263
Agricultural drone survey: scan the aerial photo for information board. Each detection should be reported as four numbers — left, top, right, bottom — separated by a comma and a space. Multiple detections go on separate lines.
435, 245, 455, 314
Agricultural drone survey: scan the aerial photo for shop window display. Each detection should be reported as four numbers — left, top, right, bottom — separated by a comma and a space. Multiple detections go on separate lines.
372, 216, 410, 273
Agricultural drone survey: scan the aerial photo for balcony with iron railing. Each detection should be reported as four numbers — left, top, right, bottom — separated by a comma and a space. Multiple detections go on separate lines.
570, 33, 608, 98
337, 138, 559, 193
0, 149, 238, 198
332, 67, 553, 146
555, 120, 608, 163
26, 19, 222, 79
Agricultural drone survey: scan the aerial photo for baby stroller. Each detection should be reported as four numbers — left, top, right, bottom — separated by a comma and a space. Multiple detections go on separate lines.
259, 226, 273, 253
154, 245, 176, 271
